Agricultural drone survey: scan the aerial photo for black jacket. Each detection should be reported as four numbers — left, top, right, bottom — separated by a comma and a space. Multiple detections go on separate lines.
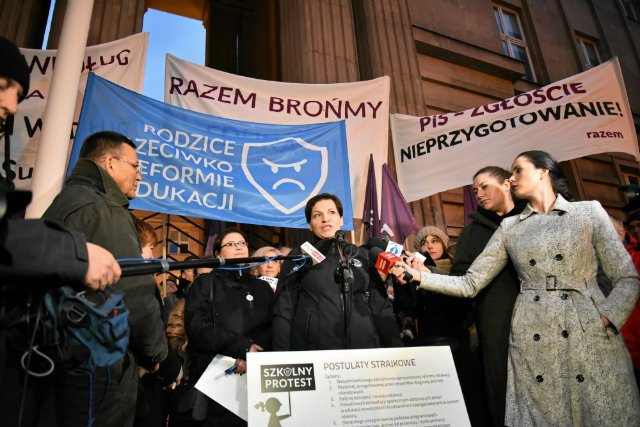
413, 257, 472, 345
450, 203, 524, 427
185, 269, 274, 381
0, 219, 88, 287
43, 159, 167, 369
272, 238, 402, 351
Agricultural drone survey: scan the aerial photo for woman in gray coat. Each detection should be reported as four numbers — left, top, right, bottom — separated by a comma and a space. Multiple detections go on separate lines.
394, 151, 640, 426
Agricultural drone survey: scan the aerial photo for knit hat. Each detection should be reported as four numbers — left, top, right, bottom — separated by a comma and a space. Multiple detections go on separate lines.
0, 36, 30, 101
414, 226, 449, 252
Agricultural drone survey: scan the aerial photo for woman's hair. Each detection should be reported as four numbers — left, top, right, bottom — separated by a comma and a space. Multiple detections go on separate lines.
304, 193, 343, 223
212, 228, 249, 255
473, 165, 511, 182
515, 150, 573, 200
250, 246, 282, 276
134, 217, 158, 247
252, 246, 282, 258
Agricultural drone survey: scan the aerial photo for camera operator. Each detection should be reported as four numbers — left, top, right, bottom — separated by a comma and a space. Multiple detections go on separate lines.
0, 36, 121, 426
0, 36, 121, 290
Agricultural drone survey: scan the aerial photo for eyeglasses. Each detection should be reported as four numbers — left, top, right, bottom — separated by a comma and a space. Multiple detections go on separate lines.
114, 157, 141, 173
221, 241, 247, 249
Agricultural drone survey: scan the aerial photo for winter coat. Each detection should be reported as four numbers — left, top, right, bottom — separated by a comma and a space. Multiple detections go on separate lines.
272, 238, 402, 351
451, 205, 522, 426
185, 269, 274, 381
418, 195, 640, 426
415, 257, 472, 344
0, 219, 88, 287
43, 159, 167, 369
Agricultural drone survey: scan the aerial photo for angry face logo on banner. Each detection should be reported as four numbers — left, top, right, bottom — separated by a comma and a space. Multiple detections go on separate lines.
241, 137, 328, 214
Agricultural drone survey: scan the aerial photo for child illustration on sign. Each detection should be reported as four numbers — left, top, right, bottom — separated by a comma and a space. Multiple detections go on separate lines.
255, 395, 291, 427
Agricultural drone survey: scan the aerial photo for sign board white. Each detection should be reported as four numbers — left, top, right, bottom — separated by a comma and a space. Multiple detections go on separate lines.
247, 346, 470, 427
390, 58, 639, 201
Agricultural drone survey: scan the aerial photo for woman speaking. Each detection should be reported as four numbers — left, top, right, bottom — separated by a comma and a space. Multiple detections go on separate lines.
273, 193, 401, 351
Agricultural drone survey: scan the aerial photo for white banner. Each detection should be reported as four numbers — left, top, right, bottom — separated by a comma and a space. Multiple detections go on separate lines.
2, 32, 148, 190
390, 59, 640, 202
247, 347, 470, 426
164, 54, 390, 218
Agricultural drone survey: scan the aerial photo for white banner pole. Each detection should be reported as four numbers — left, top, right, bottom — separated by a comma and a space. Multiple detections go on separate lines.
26, 0, 94, 218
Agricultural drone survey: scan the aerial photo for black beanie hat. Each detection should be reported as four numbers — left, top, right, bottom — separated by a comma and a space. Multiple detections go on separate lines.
0, 36, 30, 102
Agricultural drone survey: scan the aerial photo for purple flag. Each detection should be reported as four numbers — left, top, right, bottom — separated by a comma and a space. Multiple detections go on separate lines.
204, 219, 225, 256
463, 185, 478, 226
380, 163, 418, 244
362, 154, 380, 240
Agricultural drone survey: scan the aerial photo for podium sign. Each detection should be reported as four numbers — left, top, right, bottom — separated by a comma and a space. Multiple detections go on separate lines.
247, 346, 470, 427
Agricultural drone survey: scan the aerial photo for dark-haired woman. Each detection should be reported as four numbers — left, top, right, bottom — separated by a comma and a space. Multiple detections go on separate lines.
273, 193, 401, 351
184, 229, 274, 426
451, 166, 525, 426
395, 151, 640, 426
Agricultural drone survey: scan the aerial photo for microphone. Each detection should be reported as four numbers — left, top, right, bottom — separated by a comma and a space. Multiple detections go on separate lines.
334, 230, 358, 260
368, 247, 395, 291
371, 248, 401, 275
366, 237, 436, 266
300, 241, 326, 265
367, 235, 435, 267
368, 247, 414, 283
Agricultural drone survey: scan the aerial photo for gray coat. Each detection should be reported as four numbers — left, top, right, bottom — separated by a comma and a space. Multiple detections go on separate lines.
418, 195, 640, 426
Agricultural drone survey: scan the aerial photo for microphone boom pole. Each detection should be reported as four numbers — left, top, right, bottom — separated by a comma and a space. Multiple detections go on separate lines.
119, 255, 307, 277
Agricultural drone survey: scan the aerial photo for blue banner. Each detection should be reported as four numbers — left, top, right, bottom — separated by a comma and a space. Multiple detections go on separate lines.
70, 74, 353, 229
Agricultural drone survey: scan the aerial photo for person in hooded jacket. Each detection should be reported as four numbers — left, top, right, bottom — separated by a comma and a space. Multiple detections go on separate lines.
272, 193, 402, 351
451, 166, 525, 427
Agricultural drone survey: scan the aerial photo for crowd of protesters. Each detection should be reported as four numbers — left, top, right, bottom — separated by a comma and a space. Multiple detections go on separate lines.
2, 35, 640, 427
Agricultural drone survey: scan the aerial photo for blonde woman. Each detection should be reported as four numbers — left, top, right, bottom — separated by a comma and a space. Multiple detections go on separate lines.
251, 246, 282, 291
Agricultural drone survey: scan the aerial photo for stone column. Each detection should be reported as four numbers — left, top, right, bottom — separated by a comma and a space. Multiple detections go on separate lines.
279, 0, 359, 83
26, 0, 94, 217
0, 0, 51, 48
353, 0, 445, 229
47, 0, 145, 47
279, 0, 361, 242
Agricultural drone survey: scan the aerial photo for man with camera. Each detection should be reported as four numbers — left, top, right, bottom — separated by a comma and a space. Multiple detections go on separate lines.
0, 35, 123, 426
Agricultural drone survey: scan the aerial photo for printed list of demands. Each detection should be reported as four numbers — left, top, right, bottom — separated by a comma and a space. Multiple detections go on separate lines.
323, 361, 461, 427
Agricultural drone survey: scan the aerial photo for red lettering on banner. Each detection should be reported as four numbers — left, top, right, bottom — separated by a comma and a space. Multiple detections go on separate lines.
25, 90, 45, 100
26, 56, 53, 75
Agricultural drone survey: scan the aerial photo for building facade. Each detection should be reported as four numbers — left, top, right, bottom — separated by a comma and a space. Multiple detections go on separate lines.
2, 0, 639, 251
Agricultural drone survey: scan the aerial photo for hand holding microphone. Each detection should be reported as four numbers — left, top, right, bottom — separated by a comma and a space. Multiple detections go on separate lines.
391, 261, 426, 285
368, 246, 414, 284
404, 253, 430, 273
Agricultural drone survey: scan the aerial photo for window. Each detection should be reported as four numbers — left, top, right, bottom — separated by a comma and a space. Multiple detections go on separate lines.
620, 0, 639, 20
576, 37, 601, 69
168, 229, 189, 254
493, 5, 536, 81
